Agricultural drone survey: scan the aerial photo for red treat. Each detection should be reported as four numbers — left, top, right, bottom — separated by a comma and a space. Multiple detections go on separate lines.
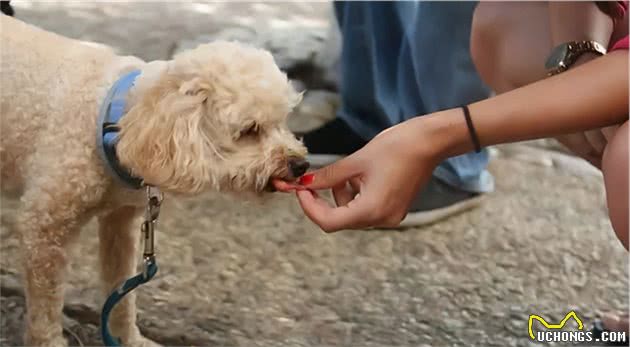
298, 174, 314, 185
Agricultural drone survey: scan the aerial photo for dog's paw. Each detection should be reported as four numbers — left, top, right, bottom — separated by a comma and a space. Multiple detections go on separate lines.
25, 334, 68, 347
125, 335, 163, 347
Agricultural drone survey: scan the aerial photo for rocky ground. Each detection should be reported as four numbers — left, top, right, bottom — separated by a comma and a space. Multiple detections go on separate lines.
1, 2, 628, 347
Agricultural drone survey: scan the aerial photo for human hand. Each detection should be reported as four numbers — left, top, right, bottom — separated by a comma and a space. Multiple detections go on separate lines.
293, 117, 445, 232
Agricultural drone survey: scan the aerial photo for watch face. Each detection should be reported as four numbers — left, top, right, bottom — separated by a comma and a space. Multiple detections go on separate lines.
545, 44, 569, 70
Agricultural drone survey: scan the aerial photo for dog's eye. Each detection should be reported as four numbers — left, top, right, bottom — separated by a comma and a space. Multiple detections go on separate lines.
240, 123, 259, 138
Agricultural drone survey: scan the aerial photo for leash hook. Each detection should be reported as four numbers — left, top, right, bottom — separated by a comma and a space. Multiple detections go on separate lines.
101, 186, 163, 346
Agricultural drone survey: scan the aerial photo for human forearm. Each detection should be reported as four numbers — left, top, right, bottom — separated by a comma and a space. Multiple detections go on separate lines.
417, 51, 628, 160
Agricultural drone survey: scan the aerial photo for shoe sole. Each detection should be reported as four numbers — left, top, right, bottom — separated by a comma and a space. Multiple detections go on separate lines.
396, 194, 487, 229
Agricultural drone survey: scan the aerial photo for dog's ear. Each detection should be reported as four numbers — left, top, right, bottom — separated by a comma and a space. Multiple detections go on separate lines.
116, 76, 219, 193
179, 77, 210, 97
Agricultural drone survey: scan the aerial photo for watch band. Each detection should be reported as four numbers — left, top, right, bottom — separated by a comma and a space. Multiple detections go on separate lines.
571, 40, 607, 57
547, 40, 607, 76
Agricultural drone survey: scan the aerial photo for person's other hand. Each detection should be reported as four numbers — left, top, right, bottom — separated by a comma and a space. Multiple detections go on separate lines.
295, 117, 443, 232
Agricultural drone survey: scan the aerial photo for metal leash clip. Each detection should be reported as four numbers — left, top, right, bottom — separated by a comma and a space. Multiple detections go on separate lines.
141, 187, 162, 278
101, 186, 163, 346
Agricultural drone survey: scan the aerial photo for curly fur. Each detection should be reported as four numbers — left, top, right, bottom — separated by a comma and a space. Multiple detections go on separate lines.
0, 15, 305, 347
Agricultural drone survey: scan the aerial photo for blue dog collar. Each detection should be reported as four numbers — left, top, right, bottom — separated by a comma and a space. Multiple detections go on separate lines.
96, 70, 144, 189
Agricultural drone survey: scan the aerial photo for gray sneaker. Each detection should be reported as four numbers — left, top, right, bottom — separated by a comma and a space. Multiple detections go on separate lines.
396, 176, 486, 228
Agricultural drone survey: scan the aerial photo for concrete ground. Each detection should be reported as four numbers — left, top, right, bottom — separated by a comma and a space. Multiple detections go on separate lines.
1, 2, 628, 347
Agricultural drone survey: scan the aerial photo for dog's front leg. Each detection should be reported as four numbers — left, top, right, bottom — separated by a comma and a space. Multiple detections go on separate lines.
18, 188, 98, 347
98, 206, 161, 347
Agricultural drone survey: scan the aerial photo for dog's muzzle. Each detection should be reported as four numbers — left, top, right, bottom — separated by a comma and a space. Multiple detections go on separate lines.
288, 157, 310, 178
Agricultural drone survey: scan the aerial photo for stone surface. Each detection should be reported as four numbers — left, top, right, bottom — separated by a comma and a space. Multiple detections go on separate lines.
288, 90, 340, 135
495, 143, 603, 178
171, 3, 340, 92
2, 2, 628, 347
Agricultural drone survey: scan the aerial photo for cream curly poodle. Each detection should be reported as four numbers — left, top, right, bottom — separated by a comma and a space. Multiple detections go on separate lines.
1, 15, 308, 346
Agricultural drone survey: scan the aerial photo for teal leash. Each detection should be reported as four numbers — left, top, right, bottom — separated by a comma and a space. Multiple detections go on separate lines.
97, 69, 161, 346
101, 187, 163, 346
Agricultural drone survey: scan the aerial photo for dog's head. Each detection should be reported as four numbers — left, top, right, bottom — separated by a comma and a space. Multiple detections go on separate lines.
116, 41, 308, 195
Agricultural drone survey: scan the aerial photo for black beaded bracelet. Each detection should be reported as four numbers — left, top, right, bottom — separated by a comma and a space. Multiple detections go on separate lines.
462, 105, 482, 153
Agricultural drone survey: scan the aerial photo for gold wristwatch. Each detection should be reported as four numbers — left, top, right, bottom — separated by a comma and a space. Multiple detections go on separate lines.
545, 40, 607, 76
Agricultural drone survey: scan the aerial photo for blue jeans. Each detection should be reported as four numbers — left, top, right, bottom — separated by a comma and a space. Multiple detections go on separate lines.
334, 1, 494, 193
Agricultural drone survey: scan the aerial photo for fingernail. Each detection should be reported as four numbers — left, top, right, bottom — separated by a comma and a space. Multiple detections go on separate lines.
299, 174, 314, 185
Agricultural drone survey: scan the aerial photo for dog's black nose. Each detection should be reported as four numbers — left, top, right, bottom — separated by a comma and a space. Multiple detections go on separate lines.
289, 158, 310, 178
